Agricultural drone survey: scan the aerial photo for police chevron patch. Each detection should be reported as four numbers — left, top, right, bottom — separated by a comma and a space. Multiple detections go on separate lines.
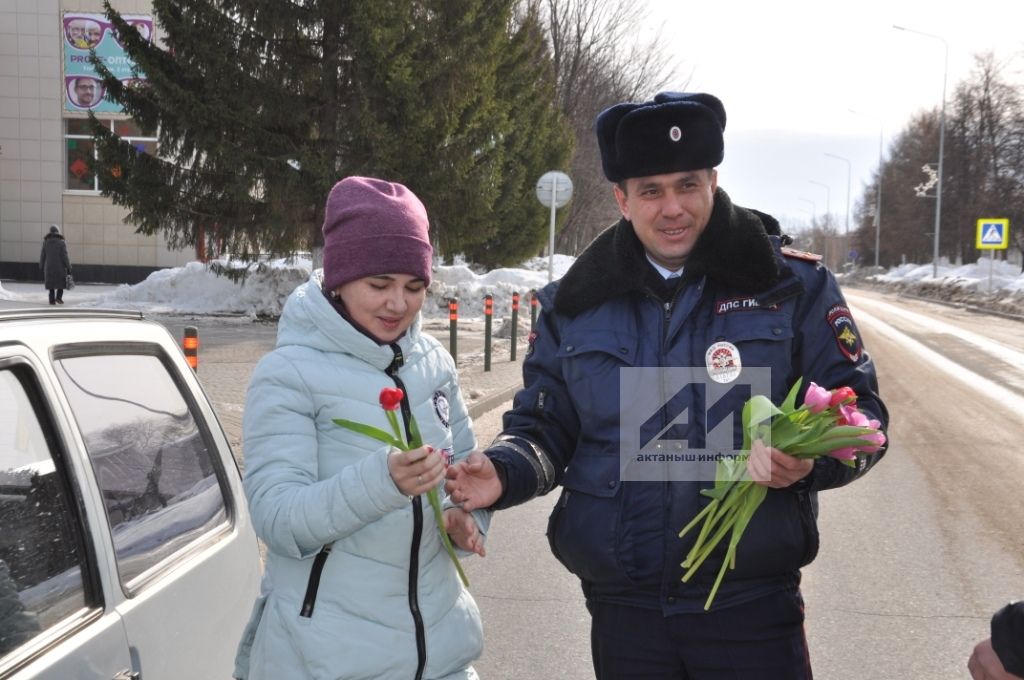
827, 304, 861, 362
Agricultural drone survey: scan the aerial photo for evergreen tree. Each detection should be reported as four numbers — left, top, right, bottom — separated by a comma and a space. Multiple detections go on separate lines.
90, 0, 572, 263
462, 4, 572, 267
91, 0, 347, 256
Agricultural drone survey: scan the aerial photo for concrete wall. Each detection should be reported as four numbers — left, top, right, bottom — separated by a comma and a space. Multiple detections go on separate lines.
0, 0, 192, 284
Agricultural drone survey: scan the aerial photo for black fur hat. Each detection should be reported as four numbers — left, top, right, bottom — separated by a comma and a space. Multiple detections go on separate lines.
596, 91, 727, 182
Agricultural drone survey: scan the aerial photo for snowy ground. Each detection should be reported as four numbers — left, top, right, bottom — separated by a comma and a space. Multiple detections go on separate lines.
2, 253, 1022, 320
838, 258, 1024, 319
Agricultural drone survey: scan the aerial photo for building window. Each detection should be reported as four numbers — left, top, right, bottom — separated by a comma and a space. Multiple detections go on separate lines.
64, 118, 157, 193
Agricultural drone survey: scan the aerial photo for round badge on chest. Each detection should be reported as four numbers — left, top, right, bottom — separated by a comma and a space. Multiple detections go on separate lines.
432, 390, 451, 429
705, 341, 742, 383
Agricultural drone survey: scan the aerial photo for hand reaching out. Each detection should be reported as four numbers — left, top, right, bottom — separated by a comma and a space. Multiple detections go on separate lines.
444, 451, 502, 512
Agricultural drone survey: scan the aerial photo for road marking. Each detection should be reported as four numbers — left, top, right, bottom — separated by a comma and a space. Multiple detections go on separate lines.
846, 292, 1024, 371
851, 305, 1024, 416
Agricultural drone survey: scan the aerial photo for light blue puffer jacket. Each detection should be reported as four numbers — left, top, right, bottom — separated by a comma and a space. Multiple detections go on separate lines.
234, 273, 486, 680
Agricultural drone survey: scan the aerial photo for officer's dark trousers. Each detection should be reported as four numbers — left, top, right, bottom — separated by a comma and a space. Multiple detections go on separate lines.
588, 588, 812, 679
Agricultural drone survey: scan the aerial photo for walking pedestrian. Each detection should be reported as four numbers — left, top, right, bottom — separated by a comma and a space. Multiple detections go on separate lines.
39, 225, 72, 305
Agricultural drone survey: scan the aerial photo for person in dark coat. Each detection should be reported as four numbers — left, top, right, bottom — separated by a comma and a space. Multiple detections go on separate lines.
445, 91, 889, 679
39, 225, 72, 305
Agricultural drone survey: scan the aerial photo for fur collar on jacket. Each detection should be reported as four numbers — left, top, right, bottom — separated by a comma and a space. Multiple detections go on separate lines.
553, 188, 783, 317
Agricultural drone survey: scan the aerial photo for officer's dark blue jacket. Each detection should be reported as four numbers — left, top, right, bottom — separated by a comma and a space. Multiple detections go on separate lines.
484, 189, 889, 614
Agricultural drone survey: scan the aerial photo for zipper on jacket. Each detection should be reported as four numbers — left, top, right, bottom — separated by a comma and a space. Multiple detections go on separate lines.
387, 344, 428, 680
299, 544, 332, 618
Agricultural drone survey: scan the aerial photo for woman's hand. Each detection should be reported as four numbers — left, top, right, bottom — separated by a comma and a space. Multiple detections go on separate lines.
388, 445, 445, 496
444, 508, 486, 557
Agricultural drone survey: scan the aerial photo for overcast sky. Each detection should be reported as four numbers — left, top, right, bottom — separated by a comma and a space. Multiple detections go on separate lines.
641, 0, 1024, 232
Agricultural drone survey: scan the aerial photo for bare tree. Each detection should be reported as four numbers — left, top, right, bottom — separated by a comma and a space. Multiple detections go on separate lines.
943, 53, 1024, 263
527, 0, 680, 255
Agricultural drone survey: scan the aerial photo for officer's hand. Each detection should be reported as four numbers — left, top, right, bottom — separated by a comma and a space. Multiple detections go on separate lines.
444, 451, 501, 512
747, 439, 814, 489
968, 637, 1024, 679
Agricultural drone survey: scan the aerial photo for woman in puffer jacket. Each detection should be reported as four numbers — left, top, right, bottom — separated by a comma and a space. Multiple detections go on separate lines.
234, 177, 488, 680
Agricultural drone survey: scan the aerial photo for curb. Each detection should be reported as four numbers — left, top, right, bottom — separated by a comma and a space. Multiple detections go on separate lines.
467, 382, 521, 419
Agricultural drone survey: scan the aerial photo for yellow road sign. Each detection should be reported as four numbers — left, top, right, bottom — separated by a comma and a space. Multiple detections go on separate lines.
976, 218, 1009, 250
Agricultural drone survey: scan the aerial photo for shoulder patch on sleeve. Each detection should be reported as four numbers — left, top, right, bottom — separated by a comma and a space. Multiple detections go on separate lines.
781, 246, 823, 262
827, 304, 862, 362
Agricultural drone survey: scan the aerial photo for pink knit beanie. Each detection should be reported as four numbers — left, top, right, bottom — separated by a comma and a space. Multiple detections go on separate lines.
321, 176, 433, 293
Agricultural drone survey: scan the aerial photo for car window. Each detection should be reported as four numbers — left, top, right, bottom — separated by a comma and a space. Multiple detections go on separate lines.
53, 352, 229, 588
0, 367, 88, 658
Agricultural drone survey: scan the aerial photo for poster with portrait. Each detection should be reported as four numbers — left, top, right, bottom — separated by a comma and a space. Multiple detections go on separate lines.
63, 12, 153, 113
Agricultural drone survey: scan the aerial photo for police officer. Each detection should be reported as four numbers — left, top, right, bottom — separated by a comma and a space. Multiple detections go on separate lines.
446, 91, 889, 679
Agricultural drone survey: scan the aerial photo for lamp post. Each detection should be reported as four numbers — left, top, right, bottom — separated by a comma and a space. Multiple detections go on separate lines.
809, 180, 830, 226
824, 153, 851, 236
894, 24, 948, 278
849, 109, 884, 267
798, 197, 816, 223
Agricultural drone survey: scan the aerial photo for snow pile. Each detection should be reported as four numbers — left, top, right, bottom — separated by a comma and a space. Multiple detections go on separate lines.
425, 254, 577, 319
847, 257, 1024, 316
80, 257, 311, 317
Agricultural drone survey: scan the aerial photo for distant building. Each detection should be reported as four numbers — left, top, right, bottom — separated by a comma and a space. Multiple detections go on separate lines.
1, 0, 192, 284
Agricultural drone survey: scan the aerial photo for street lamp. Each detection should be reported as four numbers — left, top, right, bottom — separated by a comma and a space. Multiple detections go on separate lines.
809, 180, 830, 226
798, 197, 816, 221
894, 24, 948, 278
849, 109, 884, 267
824, 152, 851, 235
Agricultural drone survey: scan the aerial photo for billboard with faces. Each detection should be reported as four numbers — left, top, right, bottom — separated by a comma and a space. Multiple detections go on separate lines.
63, 12, 153, 113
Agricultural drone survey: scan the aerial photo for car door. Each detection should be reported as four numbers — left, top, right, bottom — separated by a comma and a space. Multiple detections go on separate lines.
0, 352, 133, 680
51, 342, 260, 680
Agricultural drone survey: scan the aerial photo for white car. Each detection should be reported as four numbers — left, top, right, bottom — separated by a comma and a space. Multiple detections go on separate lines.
0, 309, 261, 680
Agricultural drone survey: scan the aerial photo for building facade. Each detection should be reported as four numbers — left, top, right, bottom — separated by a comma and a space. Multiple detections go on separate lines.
1, 0, 191, 284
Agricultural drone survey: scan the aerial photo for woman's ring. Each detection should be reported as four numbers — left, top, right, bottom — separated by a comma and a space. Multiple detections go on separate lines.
417, 474, 423, 484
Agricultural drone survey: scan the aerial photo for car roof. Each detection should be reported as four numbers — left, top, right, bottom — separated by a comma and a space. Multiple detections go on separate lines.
0, 308, 176, 351
0, 308, 145, 324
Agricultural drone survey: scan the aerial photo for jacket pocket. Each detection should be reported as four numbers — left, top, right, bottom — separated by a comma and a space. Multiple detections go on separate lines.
724, 489, 818, 580
546, 454, 626, 585
555, 330, 638, 430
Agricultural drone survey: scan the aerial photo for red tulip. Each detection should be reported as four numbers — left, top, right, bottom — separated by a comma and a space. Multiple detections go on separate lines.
829, 386, 857, 407
379, 387, 404, 411
336, 385, 468, 587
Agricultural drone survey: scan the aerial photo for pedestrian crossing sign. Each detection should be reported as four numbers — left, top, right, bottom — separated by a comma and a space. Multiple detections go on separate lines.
976, 218, 1009, 250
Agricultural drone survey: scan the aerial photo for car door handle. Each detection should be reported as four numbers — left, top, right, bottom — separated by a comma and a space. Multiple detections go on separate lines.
113, 671, 140, 680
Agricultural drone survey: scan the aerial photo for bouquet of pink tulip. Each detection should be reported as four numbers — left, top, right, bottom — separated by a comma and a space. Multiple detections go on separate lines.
678, 378, 885, 610
334, 387, 469, 587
